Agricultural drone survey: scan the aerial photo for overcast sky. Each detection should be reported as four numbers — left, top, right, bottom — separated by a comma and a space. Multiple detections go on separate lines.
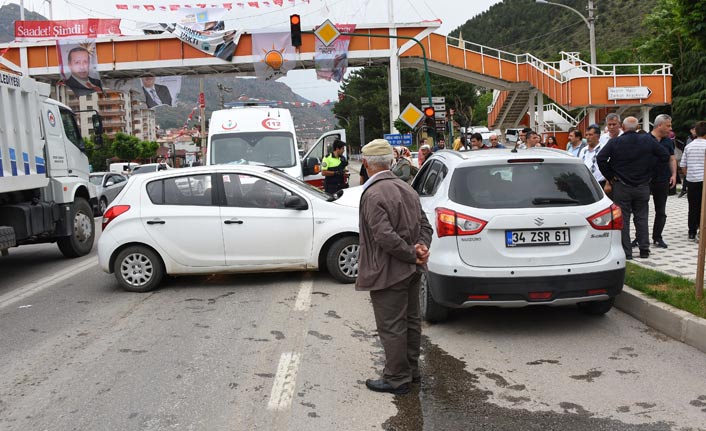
5, 0, 501, 102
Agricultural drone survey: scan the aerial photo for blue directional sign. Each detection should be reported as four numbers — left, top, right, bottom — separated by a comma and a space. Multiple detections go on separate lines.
384, 133, 413, 147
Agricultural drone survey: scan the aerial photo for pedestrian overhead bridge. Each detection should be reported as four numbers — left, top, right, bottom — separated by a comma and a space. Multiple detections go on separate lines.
1, 22, 671, 132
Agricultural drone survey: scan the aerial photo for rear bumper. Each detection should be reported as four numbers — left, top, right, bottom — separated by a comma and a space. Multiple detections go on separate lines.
428, 268, 625, 308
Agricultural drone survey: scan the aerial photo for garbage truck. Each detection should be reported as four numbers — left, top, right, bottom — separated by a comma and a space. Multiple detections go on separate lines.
0, 69, 102, 257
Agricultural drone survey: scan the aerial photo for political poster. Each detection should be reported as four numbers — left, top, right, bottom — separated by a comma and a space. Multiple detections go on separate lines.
252, 31, 295, 81
315, 24, 355, 82
57, 39, 103, 97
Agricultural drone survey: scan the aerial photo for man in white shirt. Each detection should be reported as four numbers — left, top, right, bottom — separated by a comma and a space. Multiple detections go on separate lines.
578, 124, 606, 186
679, 121, 706, 241
566, 129, 585, 156
599, 113, 623, 146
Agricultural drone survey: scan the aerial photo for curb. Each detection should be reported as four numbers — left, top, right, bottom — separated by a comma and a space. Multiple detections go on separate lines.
615, 286, 706, 354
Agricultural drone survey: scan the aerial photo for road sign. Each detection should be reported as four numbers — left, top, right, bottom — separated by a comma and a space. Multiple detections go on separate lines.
384, 133, 413, 147
398, 103, 425, 129
420, 97, 445, 104
314, 19, 340, 46
608, 86, 652, 100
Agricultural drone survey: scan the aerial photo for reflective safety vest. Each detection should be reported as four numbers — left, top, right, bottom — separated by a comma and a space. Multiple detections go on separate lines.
322, 153, 347, 192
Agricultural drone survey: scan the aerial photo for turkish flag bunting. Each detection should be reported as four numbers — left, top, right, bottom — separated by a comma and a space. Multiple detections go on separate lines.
115, 4, 128, 9
223, 2, 233, 9
169, 4, 180, 10
144, 4, 155, 10
273, 0, 283, 5
248, 1, 259, 7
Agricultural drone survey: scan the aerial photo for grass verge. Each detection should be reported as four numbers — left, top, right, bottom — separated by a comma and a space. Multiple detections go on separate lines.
625, 262, 706, 319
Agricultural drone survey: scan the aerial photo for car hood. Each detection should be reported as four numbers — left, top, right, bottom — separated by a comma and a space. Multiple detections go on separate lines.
332, 185, 363, 208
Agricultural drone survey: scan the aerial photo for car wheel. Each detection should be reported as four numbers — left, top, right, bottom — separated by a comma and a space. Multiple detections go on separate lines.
326, 236, 358, 283
99, 197, 108, 215
57, 197, 95, 258
419, 270, 448, 322
578, 298, 615, 315
114, 246, 164, 292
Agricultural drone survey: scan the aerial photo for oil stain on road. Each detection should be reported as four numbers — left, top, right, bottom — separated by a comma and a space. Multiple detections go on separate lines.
382, 337, 673, 431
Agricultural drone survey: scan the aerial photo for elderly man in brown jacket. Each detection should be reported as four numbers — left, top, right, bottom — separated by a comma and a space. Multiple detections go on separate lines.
356, 138, 433, 395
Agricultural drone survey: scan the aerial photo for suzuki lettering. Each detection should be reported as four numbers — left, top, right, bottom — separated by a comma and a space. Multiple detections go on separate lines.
262, 118, 282, 130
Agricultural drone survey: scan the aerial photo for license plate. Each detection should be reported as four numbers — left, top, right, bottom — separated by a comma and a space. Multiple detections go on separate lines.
505, 229, 570, 247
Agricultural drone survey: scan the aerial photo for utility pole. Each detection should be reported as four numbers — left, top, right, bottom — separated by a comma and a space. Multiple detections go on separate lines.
199, 78, 206, 162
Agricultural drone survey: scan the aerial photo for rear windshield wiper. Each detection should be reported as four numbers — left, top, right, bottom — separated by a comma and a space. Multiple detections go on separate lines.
532, 197, 579, 205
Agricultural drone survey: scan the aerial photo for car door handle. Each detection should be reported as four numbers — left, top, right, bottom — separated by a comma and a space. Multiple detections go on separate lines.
146, 220, 166, 225
224, 219, 244, 225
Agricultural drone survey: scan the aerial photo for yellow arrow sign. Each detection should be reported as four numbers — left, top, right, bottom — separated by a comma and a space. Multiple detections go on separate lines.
399, 103, 425, 129
314, 19, 341, 46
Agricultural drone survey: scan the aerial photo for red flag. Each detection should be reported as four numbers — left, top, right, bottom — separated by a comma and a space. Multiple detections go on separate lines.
169, 4, 180, 10
159, 5, 167, 10
116, 4, 128, 9
223, 2, 233, 9
247, 1, 259, 7
196, 3, 207, 8
236, 2, 244, 7
262, 1, 270, 6
273, 0, 283, 5
144, 4, 156, 10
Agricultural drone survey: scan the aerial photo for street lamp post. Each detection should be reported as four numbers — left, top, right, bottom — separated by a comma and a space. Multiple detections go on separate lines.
536, 0, 596, 66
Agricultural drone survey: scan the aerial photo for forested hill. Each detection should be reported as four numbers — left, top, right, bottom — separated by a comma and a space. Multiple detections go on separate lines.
451, 0, 658, 63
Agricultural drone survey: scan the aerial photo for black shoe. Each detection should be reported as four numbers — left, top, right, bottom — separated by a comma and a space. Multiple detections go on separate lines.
689, 234, 697, 242
365, 379, 410, 395
625, 255, 633, 260
653, 239, 668, 249
631, 239, 638, 248
640, 250, 650, 258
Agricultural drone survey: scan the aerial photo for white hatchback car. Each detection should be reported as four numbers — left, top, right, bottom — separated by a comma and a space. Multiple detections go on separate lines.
414, 149, 626, 322
98, 165, 361, 292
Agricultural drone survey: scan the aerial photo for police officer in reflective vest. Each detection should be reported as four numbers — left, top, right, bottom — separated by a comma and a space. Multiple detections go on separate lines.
322, 139, 349, 194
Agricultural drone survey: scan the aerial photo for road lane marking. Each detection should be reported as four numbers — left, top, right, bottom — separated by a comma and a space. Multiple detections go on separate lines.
293, 278, 313, 311
0, 257, 98, 310
267, 352, 301, 411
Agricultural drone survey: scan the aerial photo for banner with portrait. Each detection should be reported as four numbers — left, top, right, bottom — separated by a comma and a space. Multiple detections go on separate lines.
57, 39, 103, 97
106, 75, 182, 108
315, 24, 355, 82
159, 22, 240, 62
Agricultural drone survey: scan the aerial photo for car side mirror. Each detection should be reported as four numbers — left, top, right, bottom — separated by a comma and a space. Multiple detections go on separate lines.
283, 195, 309, 210
302, 157, 321, 176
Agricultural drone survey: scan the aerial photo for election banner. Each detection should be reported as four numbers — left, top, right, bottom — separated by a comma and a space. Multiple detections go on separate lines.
160, 23, 240, 61
315, 24, 355, 82
57, 40, 103, 97
106, 75, 183, 108
15, 19, 121, 41
252, 31, 295, 81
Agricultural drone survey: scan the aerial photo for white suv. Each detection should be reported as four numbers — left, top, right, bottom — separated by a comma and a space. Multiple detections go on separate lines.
413, 149, 626, 322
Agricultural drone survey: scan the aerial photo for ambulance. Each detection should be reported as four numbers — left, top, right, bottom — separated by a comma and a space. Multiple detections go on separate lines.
206, 104, 345, 187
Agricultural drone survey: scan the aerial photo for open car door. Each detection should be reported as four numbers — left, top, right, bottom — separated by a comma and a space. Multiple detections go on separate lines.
302, 129, 347, 188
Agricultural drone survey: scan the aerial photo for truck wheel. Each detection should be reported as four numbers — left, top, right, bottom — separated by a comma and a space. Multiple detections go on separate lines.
57, 198, 95, 258
420, 270, 448, 323
114, 246, 164, 292
578, 298, 615, 315
326, 236, 358, 283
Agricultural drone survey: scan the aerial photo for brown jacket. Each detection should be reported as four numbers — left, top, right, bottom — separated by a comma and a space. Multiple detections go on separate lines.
355, 171, 433, 291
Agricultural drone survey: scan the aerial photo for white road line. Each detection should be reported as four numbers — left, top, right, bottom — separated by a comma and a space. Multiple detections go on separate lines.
0, 257, 98, 310
293, 278, 313, 311
267, 352, 302, 411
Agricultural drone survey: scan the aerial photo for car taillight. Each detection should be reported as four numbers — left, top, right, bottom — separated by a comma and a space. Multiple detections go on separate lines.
587, 203, 623, 230
102, 205, 130, 230
435, 208, 487, 238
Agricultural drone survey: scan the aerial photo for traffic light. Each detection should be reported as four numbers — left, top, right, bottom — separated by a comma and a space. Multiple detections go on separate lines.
424, 106, 435, 118
290, 14, 302, 47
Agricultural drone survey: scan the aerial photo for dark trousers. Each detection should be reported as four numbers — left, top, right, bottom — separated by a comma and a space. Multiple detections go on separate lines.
369, 272, 422, 388
687, 181, 703, 236
650, 181, 669, 241
613, 181, 650, 257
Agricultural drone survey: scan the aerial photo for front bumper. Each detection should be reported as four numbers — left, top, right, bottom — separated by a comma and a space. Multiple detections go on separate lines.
428, 268, 625, 308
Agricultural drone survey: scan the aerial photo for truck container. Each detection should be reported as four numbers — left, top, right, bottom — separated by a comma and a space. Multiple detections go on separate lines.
0, 69, 101, 257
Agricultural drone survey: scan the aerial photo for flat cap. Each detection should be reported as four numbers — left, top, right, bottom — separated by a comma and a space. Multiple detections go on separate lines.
420, 144, 431, 150
362, 139, 393, 156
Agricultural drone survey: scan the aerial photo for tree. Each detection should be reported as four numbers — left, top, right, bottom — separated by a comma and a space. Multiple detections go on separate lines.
84, 136, 113, 172
111, 132, 141, 162
139, 140, 160, 161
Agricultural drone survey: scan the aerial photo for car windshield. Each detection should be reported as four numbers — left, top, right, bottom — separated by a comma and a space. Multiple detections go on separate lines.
210, 132, 296, 168
131, 166, 155, 175
449, 162, 602, 209
266, 168, 333, 201
89, 175, 103, 185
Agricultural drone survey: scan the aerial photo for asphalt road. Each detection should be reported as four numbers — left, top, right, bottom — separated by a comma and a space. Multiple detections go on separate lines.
1, 224, 705, 430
